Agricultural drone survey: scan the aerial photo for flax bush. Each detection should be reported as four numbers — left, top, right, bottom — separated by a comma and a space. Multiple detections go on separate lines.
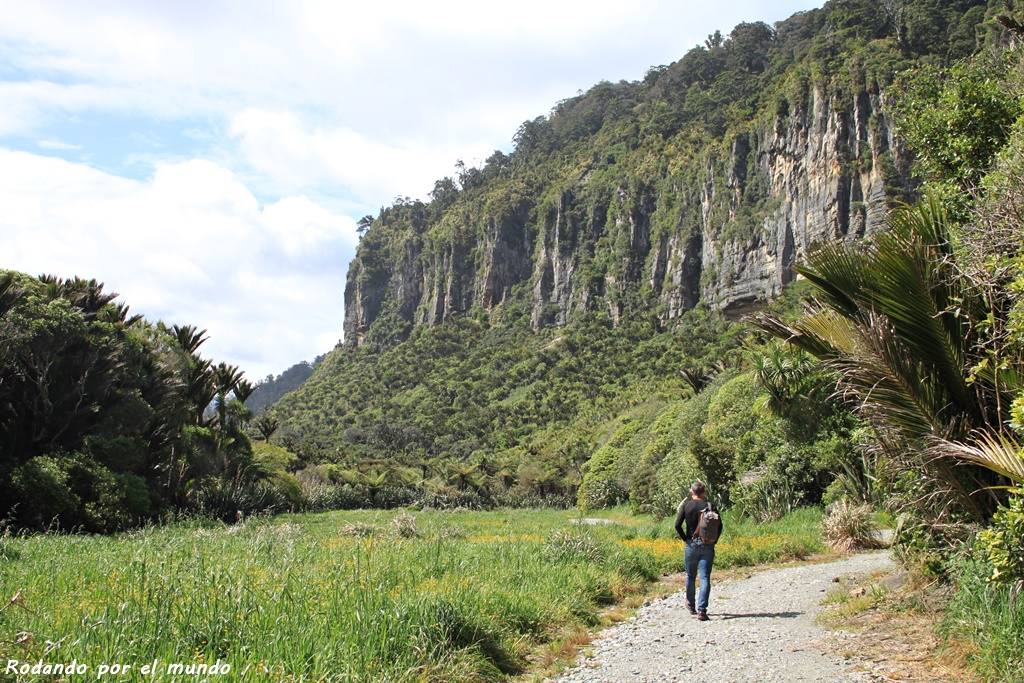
390, 512, 421, 538
543, 528, 606, 564
340, 520, 380, 537
821, 500, 880, 552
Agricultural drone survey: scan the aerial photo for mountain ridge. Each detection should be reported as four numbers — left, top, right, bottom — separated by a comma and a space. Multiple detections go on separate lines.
339, 0, 985, 350
269, 0, 993, 509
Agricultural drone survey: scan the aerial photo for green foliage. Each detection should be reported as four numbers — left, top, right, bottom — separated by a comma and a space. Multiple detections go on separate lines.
0, 508, 823, 682
578, 405, 660, 510
976, 493, 1024, 585
891, 49, 1024, 216
820, 500, 881, 552
252, 440, 298, 473
941, 554, 1024, 683
0, 270, 263, 532
274, 307, 742, 506
692, 374, 758, 494
731, 475, 804, 523
753, 199, 1008, 527
8, 455, 81, 529
543, 528, 607, 564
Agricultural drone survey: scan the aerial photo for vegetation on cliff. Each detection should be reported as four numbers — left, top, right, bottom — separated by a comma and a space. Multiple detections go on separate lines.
266, 0, 999, 519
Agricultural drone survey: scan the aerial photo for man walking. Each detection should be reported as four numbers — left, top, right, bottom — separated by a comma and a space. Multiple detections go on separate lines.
675, 481, 722, 621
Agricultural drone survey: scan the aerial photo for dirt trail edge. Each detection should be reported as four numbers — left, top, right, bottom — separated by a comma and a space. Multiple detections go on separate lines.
554, 550, 893, 683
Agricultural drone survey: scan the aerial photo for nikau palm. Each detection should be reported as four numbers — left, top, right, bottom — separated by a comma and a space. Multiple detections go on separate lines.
752, 199, 1010, 524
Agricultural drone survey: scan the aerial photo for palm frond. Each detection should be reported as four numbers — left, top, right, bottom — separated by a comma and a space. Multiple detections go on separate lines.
795, 243, 866, 318
938, 431, 1024, 485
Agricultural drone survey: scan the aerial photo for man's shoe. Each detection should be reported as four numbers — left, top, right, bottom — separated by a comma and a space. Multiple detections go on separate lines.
686, 601, 696, 615
697, 611, 709, 621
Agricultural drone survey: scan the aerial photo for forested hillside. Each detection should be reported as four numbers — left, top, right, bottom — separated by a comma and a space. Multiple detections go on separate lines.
341, 0, 986, 347
6, 0, 1024, 676
270, 0, 997, 514
246, 358, 319, 414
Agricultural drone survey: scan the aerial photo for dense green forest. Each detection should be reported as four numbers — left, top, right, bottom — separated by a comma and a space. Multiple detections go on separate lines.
0, 272, 273, 531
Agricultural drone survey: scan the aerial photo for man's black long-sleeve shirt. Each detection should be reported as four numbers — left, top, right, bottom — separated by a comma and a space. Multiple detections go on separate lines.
674, 498, 722, 541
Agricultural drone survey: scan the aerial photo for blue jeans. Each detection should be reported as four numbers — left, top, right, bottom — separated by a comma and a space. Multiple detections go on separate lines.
685, 541, 715, 613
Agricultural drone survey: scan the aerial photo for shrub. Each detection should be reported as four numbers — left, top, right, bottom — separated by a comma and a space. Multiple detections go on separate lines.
373, 485, 419, 509
732, 472, 803, 523
650, 488, 684, 521
332, 484, 372, 510
270, 471, 303, 509
418, 486, 485, 510
9, 456, 81, 530
436, 524, 467, 539
339, 521, 379, 538
543, 529, 605, 564
579, 478, 627, 510
976, 494, 1024, 588
493, 489, 574, 509
296, 477, 338, 512
390, 512, 420, 538
821, 500, 880, 552
85, 469, 152, 531
189, 477, 286, 523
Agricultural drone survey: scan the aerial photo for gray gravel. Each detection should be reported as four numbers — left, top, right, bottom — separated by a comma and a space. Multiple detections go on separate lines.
554, 551, 893, 683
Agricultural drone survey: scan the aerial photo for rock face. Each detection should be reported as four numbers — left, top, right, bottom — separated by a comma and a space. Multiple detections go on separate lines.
343, 86, 909, 346
700, 88, 903, 317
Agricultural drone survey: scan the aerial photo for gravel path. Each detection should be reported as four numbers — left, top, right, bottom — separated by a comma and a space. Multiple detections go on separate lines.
555, 551, 893, 683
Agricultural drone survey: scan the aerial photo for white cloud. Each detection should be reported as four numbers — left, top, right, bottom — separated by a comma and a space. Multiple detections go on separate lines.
37, 138, 81, 150
0, 148, 356, 380
228, 108, 495, 202
0, 0, 826, 375
260, 195, 358, 257
0, 1, 825, 142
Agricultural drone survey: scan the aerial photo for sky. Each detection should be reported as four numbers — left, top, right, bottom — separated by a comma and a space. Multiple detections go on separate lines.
0, 0, 823, 382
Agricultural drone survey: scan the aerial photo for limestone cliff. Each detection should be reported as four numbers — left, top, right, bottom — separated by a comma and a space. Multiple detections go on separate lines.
344, 89, 908, 346
342, 0, 986, 347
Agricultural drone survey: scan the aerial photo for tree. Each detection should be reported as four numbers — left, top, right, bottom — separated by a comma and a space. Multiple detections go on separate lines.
429, 176, 459, 209
891, 53, 1023, 215
749, 342, 818, 418
172, 324, 208, 355
254, 411, 280, 441
752, 199, 1008, 525
0, 269, 266, 530
447, 461, 482, 492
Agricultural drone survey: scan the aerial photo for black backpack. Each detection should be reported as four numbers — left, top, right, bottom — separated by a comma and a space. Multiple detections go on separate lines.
696, 503, 721, 545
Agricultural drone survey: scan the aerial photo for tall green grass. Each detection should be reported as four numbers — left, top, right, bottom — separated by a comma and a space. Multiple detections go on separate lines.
0, 507, 825, 682
940, 558, 1024, 683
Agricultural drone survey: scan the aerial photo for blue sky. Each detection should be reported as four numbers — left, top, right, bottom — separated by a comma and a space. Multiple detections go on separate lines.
0, 0, 822, 382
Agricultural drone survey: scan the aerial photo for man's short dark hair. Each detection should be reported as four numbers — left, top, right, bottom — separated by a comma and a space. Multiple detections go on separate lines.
690, 481, 706, 496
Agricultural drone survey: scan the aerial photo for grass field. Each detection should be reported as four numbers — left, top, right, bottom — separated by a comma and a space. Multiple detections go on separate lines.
0, 507, 826, 682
